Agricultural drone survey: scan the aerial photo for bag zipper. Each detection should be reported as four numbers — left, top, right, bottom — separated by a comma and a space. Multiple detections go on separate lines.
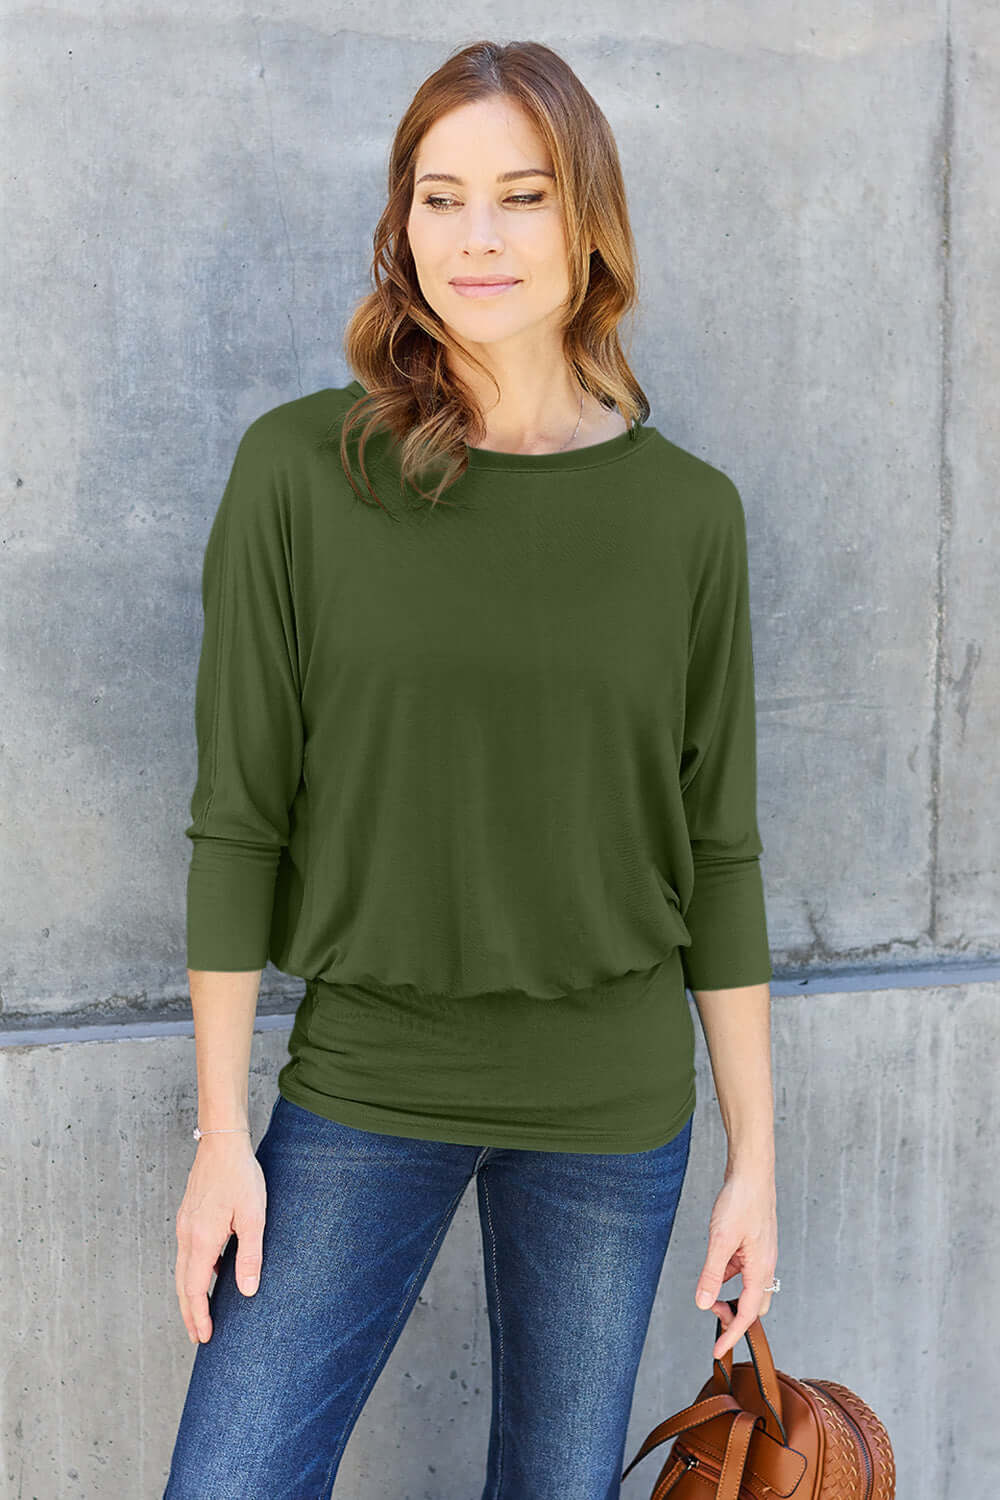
801, 1379, 874, 1498
650, 1448, 700, 1499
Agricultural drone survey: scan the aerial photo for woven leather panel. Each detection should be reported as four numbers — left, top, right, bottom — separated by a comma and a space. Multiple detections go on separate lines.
808, 1379, 896, 1500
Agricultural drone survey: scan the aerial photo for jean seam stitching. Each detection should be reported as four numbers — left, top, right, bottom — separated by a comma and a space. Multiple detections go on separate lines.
481, 1169, 505, 1499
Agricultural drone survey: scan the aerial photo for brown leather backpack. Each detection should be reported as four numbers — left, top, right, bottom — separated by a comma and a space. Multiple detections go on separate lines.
621, 1299, 896, 1497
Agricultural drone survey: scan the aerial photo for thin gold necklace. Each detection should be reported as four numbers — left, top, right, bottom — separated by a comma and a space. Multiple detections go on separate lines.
556, 388, 585, 452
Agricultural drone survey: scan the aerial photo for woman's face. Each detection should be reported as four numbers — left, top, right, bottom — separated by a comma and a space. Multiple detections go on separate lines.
406, 95, 575, 356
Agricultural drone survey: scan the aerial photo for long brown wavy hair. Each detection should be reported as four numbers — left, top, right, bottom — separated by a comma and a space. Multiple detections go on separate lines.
335, 38, 651, 512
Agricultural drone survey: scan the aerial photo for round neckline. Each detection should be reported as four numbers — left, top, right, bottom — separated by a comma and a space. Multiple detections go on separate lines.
342, 379, 657, 472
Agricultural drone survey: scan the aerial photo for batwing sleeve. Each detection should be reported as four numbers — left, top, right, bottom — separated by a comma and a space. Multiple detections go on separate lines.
183, 416, 304, 970
679, 479, 772, 991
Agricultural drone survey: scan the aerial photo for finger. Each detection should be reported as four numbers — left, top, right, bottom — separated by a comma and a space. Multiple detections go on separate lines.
712, 1310, 746, 1360
175, 1213, 202, 1344
714, 1300, 738, 1330
174, 1247, 199, 1345
707, 1299, 742, 1360
233, 1215, 265, 1297
182, 1232, 223, 1343
695, 1240, 736, 1310
714, 1280, 765, 1359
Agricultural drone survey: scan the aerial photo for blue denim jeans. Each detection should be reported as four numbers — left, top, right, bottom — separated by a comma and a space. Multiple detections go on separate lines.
163, 1092, 694, 1500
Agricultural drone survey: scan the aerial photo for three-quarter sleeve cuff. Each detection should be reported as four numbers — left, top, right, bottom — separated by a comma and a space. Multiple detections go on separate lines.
680, 856, 773, 991
185, 840, 281, 971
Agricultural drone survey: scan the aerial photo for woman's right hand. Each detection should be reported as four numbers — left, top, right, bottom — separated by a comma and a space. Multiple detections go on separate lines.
174, 1134, 267, 1345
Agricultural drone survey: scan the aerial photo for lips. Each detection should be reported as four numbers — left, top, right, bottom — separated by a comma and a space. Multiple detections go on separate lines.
449, 277, 522, 300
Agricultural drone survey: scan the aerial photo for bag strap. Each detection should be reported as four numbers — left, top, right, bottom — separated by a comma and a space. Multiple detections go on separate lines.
710, 1297, 787, 1446
620, 1397, 762, 1495
716, 1410, 761, 1500
620, 1392, 745, 1481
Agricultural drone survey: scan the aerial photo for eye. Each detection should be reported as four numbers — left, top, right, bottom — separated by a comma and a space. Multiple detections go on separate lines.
422, 192, 546, 211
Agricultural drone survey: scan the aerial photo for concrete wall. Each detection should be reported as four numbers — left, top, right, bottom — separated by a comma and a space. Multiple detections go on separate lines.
2, 4, 997, 1496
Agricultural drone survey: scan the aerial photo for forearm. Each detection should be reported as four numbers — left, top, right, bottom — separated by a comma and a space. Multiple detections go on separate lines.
187, 969, 262, 1131
691, 981, 774, 1176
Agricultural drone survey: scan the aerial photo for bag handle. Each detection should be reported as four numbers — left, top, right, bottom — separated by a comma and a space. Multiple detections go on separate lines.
620, 1298, 790, 1488
710, 1297, 787, 1446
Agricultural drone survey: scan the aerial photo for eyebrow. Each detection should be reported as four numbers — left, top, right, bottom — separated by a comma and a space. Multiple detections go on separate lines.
414, 168, 556, 186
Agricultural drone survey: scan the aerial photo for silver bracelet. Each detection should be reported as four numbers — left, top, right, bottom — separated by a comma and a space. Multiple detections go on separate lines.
192, 1126, 251, 1140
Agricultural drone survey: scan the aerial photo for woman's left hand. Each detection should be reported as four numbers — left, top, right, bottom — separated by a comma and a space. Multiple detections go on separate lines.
693, 1166, 778, 1360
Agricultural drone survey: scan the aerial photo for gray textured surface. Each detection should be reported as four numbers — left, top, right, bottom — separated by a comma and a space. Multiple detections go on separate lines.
2, 3, 997, 1495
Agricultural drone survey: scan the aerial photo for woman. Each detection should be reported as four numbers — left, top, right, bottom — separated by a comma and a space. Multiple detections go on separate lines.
164, 38, 779, 1500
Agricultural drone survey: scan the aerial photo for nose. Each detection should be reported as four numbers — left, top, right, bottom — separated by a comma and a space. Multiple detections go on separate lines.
457, 204, 506, 256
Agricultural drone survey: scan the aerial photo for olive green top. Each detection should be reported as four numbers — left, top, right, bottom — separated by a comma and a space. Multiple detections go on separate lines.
184, 381, 772, 1152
